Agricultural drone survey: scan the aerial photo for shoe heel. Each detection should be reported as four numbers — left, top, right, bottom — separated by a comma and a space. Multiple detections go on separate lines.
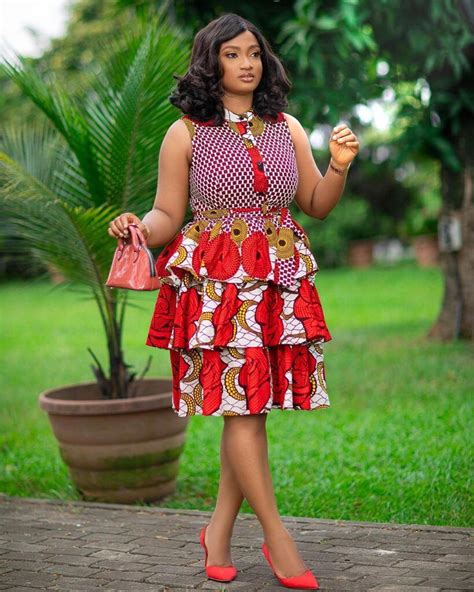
261, 542, 319, 589
199, 524, 237, 583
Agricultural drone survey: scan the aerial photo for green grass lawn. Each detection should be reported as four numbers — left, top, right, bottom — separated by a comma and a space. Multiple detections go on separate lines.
0, 260, 472, 527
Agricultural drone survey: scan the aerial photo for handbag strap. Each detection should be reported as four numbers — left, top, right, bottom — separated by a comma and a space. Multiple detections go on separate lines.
118, 223, 146, 251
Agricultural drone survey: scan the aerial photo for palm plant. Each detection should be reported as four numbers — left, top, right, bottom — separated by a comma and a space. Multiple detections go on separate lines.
0, 11, 190, 399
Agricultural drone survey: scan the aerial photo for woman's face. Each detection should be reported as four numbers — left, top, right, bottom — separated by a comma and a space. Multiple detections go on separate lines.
218, 30, 263, 99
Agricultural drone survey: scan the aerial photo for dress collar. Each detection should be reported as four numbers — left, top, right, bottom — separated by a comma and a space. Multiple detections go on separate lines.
224, 107, 255, 122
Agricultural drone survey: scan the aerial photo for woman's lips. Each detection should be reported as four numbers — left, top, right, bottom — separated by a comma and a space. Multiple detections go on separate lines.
239, 75, 254, 82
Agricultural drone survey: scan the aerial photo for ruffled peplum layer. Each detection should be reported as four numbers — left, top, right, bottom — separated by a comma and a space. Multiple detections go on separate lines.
152, 206, 319, 291
145, 272, 332, 351
169, 342, 330, 416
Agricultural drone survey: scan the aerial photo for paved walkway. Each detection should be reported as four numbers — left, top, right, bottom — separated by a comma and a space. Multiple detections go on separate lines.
0, 494, 472, 591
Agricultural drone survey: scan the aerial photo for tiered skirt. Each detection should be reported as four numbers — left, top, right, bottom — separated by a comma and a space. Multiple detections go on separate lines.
145, 207, 333, 417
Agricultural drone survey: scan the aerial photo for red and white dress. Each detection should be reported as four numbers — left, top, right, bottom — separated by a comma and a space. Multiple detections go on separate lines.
145, 107, 333, 417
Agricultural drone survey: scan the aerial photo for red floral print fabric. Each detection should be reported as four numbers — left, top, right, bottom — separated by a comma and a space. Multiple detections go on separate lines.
168, 342, 329, 417
146, 275, 332, 350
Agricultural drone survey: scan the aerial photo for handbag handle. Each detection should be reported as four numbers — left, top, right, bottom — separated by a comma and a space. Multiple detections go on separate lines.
116, 223, 146, 262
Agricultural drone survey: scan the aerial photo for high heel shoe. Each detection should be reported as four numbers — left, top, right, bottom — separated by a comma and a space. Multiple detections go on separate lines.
261, 541, 319, 589
199, 524, 237, 582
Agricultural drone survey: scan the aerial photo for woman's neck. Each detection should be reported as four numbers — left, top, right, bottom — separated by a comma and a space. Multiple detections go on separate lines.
224, 105, 254, 117
222, 97, 253, 116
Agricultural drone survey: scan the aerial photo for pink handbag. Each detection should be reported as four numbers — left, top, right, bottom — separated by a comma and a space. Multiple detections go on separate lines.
105, 223, 161, 291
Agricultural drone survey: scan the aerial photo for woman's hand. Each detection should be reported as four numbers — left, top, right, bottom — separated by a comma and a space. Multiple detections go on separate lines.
107, 212, 150, 241
329, 123, 360, 167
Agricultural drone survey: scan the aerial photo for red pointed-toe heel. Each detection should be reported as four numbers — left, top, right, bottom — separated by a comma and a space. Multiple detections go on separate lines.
199, 524, 237, 582
261, 541, 319, 589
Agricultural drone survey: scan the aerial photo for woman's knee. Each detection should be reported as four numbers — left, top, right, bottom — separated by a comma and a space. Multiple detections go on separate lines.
223, 413, 267, 435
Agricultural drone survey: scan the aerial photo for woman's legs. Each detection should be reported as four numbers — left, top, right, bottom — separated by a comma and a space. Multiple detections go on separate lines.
204, 422, 245, 566
206, 413, 309, 578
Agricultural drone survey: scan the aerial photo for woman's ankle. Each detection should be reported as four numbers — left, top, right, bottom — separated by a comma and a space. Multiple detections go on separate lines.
263, 522, 291, 545
207, 517, 234, 541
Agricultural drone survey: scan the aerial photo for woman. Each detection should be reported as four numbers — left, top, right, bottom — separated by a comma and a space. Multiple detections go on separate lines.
108, 13, 359, 590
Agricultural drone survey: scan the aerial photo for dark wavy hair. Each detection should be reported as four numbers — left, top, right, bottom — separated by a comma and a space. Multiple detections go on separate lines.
169, 13, 292, 125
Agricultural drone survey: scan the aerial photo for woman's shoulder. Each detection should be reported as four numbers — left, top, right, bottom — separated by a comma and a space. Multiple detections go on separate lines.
281, 112, 309, 149
160, 119, 193, 164
176, 114, 218, 140
163, 115, 207, 144
164, 117, 195, 140
281, 112, 301, 129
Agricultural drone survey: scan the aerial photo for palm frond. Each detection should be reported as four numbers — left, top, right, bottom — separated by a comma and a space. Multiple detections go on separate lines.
83, 16, 190, 214
1, 10, 191, 395
0, 146, 118, 286
0, 121, 92, 209
0, 56, 105, 204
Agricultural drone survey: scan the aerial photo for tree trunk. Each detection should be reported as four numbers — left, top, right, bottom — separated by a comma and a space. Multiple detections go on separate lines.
428, 120, 473, 341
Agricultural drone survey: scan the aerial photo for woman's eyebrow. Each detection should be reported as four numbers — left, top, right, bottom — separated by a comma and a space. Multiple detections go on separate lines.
222, 44, 260, 51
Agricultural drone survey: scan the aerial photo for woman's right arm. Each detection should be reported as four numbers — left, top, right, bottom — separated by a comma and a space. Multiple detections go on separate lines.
108, 119, 191, 247
140, 119, 191, 248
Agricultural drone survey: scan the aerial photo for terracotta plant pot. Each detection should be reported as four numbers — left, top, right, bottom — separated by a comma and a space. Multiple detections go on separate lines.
38, 378, 189, 504
347, 238, 374, 267
411, 234, 439, 267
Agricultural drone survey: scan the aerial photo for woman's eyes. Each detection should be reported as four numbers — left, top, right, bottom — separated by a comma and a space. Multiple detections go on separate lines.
225, 52, 261, 58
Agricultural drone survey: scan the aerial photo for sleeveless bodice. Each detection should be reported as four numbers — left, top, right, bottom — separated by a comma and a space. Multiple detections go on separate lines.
153, 110, 320, 289
186, 112, 299, 212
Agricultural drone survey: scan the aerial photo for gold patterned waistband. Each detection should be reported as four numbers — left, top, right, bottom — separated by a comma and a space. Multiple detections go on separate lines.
192, 204, 287, 218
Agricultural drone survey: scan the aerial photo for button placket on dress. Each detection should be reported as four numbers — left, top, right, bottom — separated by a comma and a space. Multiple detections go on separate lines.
224, 108, 269, 197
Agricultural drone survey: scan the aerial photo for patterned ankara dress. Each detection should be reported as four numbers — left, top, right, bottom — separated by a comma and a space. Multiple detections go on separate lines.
145, 107, 333, 417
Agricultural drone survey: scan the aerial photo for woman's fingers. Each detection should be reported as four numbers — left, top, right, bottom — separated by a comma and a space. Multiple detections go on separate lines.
336, 132, 356, 143
337, 130, 352, 140
331, 126, 359, 153
109, 219, 126, 238
108, 220, 119, 237
332, 127, 351, 140
116, 213, 132, 234
333, 123, 347, 134
121, 213, 138, 230
106, 213, 150, 243
332, 124, 347, 139
108, 212, 139, 238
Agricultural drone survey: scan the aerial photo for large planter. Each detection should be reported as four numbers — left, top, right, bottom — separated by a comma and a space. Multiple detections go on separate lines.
347, 238, 375, 267
411, 234, 439, 267
39, 378, 189, 504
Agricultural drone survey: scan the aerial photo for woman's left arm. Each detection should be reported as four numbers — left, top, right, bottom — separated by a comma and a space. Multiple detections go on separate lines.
284, 113, 360, 219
